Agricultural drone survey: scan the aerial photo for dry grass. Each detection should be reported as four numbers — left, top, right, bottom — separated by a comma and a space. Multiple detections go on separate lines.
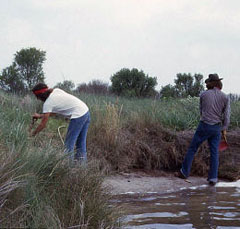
89, 102, 122, 148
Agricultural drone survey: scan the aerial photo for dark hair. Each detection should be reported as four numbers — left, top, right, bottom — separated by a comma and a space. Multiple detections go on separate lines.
206, 80, 222, 90
32, 83, 51, 101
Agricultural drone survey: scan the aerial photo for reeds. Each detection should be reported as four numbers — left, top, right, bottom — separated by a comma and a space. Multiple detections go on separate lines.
78, 92, 240, 130
0, 92, 121, 228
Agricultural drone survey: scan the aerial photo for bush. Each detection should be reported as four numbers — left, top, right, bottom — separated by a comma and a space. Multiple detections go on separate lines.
110, 68, 157, 98
76, 80, 109, 95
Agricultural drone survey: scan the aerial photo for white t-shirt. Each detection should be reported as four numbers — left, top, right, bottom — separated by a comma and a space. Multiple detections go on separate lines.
43, 88, 89, 119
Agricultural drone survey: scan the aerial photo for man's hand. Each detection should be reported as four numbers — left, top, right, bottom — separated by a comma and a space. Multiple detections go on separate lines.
31, 113, 51, 136
32, 113, 42, 119
222, 130, 227, 137
221, 130, 227, 142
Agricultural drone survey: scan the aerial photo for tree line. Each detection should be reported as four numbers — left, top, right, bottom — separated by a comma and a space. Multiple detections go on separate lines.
0, 47, 214, 99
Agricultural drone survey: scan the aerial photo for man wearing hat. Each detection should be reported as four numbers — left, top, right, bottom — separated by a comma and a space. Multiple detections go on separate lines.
30, 83, 90, 163
177, 74, 230, 185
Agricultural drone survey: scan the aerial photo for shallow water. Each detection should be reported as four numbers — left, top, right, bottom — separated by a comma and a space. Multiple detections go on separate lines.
115, 181, 240, 228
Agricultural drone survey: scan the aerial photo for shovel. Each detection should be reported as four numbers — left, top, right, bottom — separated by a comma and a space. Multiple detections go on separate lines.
219, 134, 228, 152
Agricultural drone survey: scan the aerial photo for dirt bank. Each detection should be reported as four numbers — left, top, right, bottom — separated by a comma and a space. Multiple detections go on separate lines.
93, 126, 240, 181
102, 128, 240, 195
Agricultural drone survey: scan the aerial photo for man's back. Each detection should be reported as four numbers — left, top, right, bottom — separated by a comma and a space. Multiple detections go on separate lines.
43, 88, 89, 119
200, 87, 230, 129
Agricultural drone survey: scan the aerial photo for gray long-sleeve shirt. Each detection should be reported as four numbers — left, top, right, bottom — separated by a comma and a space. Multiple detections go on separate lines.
200, 87, 230, 130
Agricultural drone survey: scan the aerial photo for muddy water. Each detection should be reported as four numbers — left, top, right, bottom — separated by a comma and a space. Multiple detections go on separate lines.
115, 181, 240, 228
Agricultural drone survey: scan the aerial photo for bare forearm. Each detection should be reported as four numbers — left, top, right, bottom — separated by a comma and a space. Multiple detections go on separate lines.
31, 113, 50, 136
32, 123, 46, 136
33, 113, 55, 119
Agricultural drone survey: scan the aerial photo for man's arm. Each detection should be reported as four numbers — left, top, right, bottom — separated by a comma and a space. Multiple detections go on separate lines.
199, 93, 203, 116
31, 113, 51, 136
222, 97, 231, 131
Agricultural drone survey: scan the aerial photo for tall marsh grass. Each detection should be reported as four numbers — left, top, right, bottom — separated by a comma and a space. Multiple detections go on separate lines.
90, 102, 122, 148
78, 93, 239, 130
0, 91, 120, 228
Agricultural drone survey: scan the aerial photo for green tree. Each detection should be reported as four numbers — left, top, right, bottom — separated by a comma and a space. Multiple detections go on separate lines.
190, 73, 205, 97
110, 68, 157, 97
159, 84, 177, 98
54, 80, 75, 92
160, 73, 204, 98
174, 73, 193, 97
0, 47, 46, 93
0, 63, 25, 92
14, 47, 46, 90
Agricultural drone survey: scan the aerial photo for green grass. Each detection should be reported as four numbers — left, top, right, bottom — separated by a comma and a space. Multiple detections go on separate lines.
77, 92, 238, 130
0, 91, 121, 228
229, 100, 240, 128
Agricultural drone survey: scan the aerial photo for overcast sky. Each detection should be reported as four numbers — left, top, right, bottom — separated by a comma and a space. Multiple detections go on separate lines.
1, 0, 240, 93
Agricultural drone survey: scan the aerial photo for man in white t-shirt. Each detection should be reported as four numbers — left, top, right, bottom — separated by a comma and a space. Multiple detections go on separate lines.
31, 83, 90, 163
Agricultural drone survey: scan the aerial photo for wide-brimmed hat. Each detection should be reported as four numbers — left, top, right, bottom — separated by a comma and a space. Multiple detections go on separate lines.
205, 74, 223, 83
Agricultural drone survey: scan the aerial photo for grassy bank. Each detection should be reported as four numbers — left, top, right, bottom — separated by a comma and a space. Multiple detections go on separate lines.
78, 93, 240, 179
0, 92, 120, 228
89, 93, 240, 181
1, 91, 240, 227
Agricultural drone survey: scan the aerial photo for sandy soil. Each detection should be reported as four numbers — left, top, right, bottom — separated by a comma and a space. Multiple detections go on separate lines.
103, 171, 209, 195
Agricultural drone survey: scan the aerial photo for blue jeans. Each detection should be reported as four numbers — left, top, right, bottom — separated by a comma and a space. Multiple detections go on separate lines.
181, 121, 221, 182
64, 111, 90, 162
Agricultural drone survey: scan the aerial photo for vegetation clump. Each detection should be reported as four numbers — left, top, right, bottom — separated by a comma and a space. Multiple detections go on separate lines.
0, 92, 120, 228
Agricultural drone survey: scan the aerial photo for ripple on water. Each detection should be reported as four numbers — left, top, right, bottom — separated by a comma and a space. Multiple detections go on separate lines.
155, 202, 186, 206
125, 211, 188, 220
125, 223, 193, 229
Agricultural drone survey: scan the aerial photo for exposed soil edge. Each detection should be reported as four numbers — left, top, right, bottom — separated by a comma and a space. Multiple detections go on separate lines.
103, 171, 210, 195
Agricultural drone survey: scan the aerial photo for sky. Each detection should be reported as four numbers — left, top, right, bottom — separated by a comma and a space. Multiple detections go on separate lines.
1, 0, 240, 93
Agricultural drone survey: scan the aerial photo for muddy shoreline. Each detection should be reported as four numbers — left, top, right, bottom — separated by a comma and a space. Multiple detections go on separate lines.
100, 129, 240, 195
103, 171, 212, 195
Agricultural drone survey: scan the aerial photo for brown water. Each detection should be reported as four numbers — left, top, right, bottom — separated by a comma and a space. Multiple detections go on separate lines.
115, 182, 240, 228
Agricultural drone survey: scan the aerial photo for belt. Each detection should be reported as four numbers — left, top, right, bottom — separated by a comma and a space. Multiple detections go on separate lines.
201, 121, 221, 126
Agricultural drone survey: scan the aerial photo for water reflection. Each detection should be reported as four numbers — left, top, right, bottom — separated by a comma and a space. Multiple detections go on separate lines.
116, 182, 240, 228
